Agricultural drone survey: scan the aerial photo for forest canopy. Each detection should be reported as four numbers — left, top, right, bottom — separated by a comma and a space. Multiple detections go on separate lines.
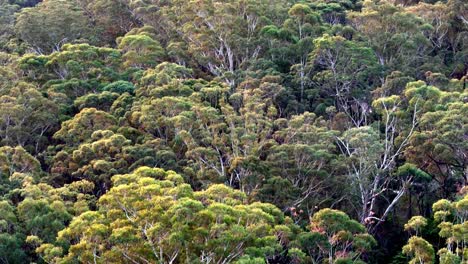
0, 0, 467, 263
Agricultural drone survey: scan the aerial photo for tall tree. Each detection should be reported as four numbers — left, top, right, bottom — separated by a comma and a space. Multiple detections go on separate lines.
38, 167, 299, 263
15, 0, 91, 54
308, 34, 380, 127
348, 1, 432, 77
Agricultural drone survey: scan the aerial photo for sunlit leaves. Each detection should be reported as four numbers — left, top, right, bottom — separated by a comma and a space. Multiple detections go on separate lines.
15, 0, 91, 53
43, 167, 296, 263
402, 236, 435, 264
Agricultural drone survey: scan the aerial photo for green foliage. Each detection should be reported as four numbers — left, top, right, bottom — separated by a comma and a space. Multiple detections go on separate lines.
117, 26, 165, 69
101, 80, 134, 94
402, 236, 435, 264
405, 216, 428, 236
402, 80, 467, 196
0, 0, 466, 262
76, 0, 137, 45
40, 167, 297, 263
0, 82, 59, 152
53, 108, 117, 145
18, 43, 123, 92
74, 91, 120, 111
0, 146, 41, 178
15, 0, 92, 53
309, 34, 381, 125
0, 200, 27, 263
302, 208, 376, 263
0, 2, 19, 51
348, 1, 433, 76
402, 193, 468, 263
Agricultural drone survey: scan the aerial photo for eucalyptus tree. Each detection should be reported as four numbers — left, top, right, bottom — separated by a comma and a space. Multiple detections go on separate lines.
15, 0, 91, 54
37, 167, 299, 263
